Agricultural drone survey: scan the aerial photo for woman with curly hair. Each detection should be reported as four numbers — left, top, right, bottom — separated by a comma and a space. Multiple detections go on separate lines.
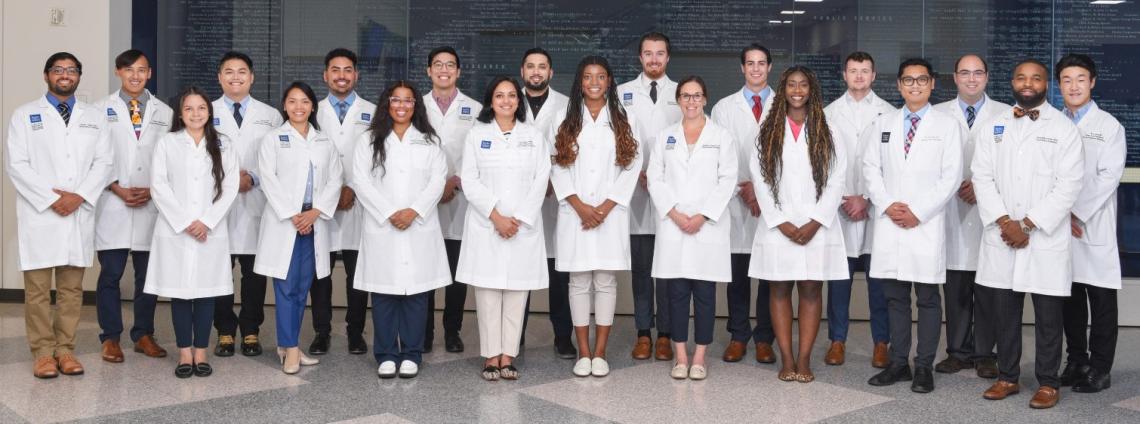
748, 66, 848, 383
550, 55, 642, 378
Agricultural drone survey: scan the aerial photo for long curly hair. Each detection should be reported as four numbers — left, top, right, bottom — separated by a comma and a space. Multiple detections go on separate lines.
757, 66, 835, 206
553, 56, 637, 169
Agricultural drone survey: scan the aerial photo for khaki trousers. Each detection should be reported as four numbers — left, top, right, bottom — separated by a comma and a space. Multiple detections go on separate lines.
24, 266, 86, 358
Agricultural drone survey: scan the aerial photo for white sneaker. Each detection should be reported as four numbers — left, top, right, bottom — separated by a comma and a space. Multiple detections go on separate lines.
573, 358, 592, 377
591, 357, 609, 377
398, 360, 419, 378
377, 361, 397, 379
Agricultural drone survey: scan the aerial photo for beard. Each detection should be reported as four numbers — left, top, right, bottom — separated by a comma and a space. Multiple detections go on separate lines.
525, 79, 549, 92
1012, 89, 1046, 108
50, 81, 77, 97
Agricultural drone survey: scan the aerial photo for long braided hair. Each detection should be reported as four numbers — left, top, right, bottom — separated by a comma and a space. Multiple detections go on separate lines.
553, 56, 638, 169
757, 66, 835, 206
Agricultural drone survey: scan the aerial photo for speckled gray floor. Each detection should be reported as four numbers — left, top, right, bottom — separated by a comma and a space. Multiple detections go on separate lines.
0, 301, 1137, 423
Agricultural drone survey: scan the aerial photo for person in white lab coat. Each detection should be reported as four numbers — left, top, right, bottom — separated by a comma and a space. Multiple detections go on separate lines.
551, 56, 642, 378
5, 52, 113, 378
647, 76, 738, 381
972, 59, 1084, 409
821, 51, 895, 368
93, 49, 173, 362
456, 76, 551, 381
145, 86, 239, 378
308, 48, 376, 356
211, 51, 284, 357
352, 81, 450, 379
863, 59, 965, 393
254, 81, 343, 374
750, 66, 847, 383
1055, 54, 1125, 394
422, 46, 483, 353
931, 54, 1009, 378
518, 47, 576, 359
617, 32, 682, 361
710, 43, 776, 364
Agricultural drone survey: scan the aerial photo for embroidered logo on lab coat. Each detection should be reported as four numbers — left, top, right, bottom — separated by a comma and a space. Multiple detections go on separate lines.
881, 132, 891, 143
30, 114, 44, 130
361, 112, 371, 122
279, 134, 291, 148
459, 106, 473, 121
106, 108, 119, 122
481, 140, 492, 149
993, 125, 1004, 143
623, 92, 634, 106
666, 135, 677, 150
213, 117, 221, 126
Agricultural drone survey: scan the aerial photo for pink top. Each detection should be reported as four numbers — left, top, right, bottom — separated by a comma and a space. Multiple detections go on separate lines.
787, 117, 804, 141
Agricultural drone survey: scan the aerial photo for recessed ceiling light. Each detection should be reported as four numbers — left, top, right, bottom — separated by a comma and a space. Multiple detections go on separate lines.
781, 10, 807, 14
1090, 0, 1125, 4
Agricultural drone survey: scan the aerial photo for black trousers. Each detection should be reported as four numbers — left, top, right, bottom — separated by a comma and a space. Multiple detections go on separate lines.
667, 278, 716, 345
1063, 282, 1118, 373
520, 258, 573, 343
943, 270, 996, 361
976, 285, 1064, 388
725, 253, 773, 344
426, 239, 467, 338
214, 254, 267, 337
310, 250, 368, 336
883, 279, 942, 369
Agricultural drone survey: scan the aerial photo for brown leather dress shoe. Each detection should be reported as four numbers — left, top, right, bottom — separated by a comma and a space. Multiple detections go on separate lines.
1029, 386, 1060, 409
872, 342, 890, 369
983, 380, 1021, 400
33, 356, 58, 379
631, 336, 652, 360
722, 340, 746, 362
134, 335, 168, 358
825, 341, 845, 365
755, 343, 776, 363
56, 354, 85, 376
654, 337, 673, 361
102, 340, 125, 363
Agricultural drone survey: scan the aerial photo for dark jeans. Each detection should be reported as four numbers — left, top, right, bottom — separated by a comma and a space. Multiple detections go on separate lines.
95, 249, 155, 343
172, 297, 214, 349
214, 254, 267, 337
667, 278, 716, 345
426, 239, 466, 340
631, 234, 669, 332
1063, 282, 1118, 373
374, 291, 429, 365
310, 250, 368, 336
725, 253, 773, 344
827, 254, 889, 343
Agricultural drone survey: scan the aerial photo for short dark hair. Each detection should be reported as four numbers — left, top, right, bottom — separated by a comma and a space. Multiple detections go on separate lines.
279, 81, 321, 132
897, 58, 935, 78
520, 47, 552, 68
476, 75, 527, 124
114, 49, 148, 70
674, 75, 707, 102
428, 46, 460, 68
1055, 53, 1097, 81
844, 51, 875, 71
324, 48, 358, 68
954, 54, 988, 73
638, 32, 671, 55
1013, 58, 1049, 77
218, 51, 253, 72
43, 52, 82, 75
740, 43, 772, 66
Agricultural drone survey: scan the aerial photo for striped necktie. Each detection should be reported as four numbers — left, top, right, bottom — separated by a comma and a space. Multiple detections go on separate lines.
57, 102, 71, 126
966, 105, 976, 129
905, 113, 920, 158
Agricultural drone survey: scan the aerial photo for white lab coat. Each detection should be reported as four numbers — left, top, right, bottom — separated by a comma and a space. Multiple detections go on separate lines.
94, 90, 172, 251
534, 90, 571, 259
1071, 103, 1126, 289
455, 121, 551, 290
212, 96, 283, 254
823, 91, 896, 257
316, 93, 377, 251
647, 120, 738, 282
934, 95, 1012, 271
424, 90, 483, 241
5, 96, 113, 270
550, 105, 643, 272
144, 131, 239, 299
747, 120, 848, 281
617, 73, 682, 235
711, 88, 773, 254
351, 127, 451, 295
253, 123, 343, 280
862, 107, 965, 284
972, 104, 1084, 296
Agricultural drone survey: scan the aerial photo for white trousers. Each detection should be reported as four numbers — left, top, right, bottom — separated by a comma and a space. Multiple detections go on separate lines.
474, 287, 529, 358
568, 271, 618, 326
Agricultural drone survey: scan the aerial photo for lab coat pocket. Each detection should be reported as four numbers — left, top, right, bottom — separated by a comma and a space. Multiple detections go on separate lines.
982, 225, 1005, 248
1078, 209, 1108, 246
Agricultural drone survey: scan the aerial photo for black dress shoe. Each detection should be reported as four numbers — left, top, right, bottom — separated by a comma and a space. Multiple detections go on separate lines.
348, 333, 368, 355
308, 333, 331, 356
868, 364, 913, 387
215, 338, 235, 357
175, 363, 194, 379
1060, 362, 1091, 386
976, 357, 999, 379
1072, 368, 1111, 393
193, 362, 213, 377
554, 338, 577, 359
445, 334, 464, 353
423, 333, 434, 353
934, 356, 973, 374
911, 367, 934, 393
241, 335, 263, 357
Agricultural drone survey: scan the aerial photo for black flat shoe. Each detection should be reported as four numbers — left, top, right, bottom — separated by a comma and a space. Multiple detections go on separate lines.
348, 333, 368, 355
1060, 362, 1091, 387
175, 363, 194, 379
554, 338, 577, 360
868, 364, 913, 387
911, 367, 934, 393
308, 333, 330, 356
445, 334, 464, 353
193, 362, 213, 377
1072, 368, 1111, 393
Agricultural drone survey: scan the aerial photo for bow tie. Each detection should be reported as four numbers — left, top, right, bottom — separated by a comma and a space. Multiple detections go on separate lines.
1013, 107, 1039, 121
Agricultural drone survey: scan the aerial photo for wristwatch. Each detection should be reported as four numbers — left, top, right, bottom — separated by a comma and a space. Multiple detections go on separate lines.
1019, 219, 1036, 233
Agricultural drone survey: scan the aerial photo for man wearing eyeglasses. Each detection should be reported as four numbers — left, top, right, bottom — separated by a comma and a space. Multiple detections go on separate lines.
932, 54, 1010, 379
6, 52, 113, 378
422, 46, 483, 353
862, 58, 965, 394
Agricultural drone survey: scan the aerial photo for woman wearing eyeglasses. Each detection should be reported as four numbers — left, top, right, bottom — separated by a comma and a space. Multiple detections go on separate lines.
646, 76, 738, 380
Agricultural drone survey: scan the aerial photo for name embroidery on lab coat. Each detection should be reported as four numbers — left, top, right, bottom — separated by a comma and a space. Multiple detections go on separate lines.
80, 123, 101, 130
459, 106, 473, 121
1037, 136, 1058, 144
701, 144, 720, 149
1083, 133, 1105, 142
254, 119, 275, 127
517, 140, 535, 148
410, 137, 431, 146
107, 108, 119, 122
481, 140, 492, 149
665, 135, 677, 150
279, 134, 291, 148
623, 92, 634, 106
993, 125, 1004, 143
30, 114, 44, 130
